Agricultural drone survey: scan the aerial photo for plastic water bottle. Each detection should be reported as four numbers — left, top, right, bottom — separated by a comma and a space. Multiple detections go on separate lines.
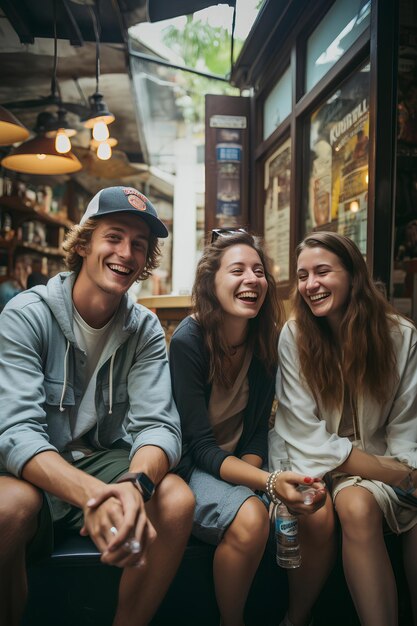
274, 459, 301, 569
297, 484, 316, 504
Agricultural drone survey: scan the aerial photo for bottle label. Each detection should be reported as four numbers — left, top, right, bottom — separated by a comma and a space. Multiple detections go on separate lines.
276, 517, 298, 545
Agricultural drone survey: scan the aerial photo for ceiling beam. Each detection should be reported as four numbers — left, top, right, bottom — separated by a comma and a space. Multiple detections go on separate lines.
0, 0, 34, 44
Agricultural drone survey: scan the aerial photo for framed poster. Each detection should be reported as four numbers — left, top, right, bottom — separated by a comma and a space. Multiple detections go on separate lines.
263, 138, 291, 283
305, 62, 370, 254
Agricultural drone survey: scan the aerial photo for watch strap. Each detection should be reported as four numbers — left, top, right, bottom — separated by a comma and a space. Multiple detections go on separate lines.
116, 472, 155, 502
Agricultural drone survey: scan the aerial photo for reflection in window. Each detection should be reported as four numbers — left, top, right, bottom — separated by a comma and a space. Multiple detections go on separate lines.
305, 63, 370, 254
263, 66, 291, 140
306, 0, 370, 92
263, 139, 291, 282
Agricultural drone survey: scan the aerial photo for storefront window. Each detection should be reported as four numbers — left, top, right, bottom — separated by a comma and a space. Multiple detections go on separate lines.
304, 62, 370, 254
305, 0, 370, 92
263, 138, 291, 282
263, 66, 291, 140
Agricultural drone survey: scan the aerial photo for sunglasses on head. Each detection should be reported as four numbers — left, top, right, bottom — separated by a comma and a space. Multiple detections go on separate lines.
210, 228, 247, 243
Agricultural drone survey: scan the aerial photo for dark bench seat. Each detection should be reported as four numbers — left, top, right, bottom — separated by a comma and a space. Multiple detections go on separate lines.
22, 530, 412, 626
23, 533, 287, 626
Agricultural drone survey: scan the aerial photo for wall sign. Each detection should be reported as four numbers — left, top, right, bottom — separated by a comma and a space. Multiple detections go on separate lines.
205, 96, 250, 232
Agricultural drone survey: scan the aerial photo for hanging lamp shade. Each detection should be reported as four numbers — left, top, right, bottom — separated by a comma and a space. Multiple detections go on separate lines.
45, 109, 78, 138
82, 93, 115, 128
0, 105, 30, 146
1, 135, 82, 175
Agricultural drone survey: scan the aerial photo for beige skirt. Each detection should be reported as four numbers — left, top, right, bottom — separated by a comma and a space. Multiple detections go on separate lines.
331, 473, 417, 534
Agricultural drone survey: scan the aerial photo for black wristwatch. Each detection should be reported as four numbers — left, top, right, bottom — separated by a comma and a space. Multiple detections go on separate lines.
116, 472, 155, 502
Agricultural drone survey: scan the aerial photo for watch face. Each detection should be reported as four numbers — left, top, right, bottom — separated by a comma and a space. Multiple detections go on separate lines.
136, 472, 155, 500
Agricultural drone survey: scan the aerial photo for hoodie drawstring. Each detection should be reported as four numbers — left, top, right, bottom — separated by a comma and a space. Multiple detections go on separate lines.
59, 341, 70, 412
108, 350, 117, 415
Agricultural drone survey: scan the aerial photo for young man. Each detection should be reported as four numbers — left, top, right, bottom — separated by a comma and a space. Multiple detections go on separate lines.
0, 186, 194, 626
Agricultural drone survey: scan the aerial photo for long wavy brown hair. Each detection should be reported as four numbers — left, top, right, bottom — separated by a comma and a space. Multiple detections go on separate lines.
193, 231, 284, 386
293, 232, 400, 410
62, 217, 161, 281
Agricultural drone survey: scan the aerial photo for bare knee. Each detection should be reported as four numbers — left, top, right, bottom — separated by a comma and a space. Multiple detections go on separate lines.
0, 477, 42, 557
335, 487, 383, 540
299, 496, 336, 545
0, 476, 42, 526
150, 473, 195, 528
224, 497, 269, 554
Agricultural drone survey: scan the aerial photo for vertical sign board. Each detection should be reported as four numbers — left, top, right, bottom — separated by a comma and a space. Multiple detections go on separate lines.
205, 95, 250, 235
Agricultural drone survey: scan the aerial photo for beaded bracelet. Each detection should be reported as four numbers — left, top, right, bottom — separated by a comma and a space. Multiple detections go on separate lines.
265, 469, 282, 504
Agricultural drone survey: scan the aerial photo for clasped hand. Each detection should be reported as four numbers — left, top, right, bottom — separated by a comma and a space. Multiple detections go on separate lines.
81, 481, 156, 568
275, 471, 327, 515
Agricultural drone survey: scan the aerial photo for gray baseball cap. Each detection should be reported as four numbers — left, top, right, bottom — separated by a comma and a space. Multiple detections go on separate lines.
80, 186, 169, 238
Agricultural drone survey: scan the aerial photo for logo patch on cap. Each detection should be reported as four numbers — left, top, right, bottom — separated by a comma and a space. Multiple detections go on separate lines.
123, 187, 147, 211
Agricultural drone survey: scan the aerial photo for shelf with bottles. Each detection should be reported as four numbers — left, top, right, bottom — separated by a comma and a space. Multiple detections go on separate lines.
16, 240, 65, 258
0, 195, 73, 229
0, 217, 67, 259
0, 194, 72, 261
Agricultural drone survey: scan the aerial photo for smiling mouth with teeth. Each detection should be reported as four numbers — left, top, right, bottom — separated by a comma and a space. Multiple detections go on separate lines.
309, 293, 330, 302
108, 263, 133, 276
236, 291, 258, 303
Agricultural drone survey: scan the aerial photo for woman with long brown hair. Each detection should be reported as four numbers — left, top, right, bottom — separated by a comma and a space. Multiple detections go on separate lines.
170, 230, 326, 626
270, 231, 417, 626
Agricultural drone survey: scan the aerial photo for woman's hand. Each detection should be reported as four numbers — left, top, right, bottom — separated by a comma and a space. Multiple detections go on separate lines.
274, 471, 327, 515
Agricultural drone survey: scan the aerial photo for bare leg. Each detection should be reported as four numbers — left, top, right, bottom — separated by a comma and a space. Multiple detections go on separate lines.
113, 474, 194, 626
286, 495, 336, 626
402, 522, 417, 625
213, 496, 270, 626
335, 486, 397, 626
0, 476, 42, 626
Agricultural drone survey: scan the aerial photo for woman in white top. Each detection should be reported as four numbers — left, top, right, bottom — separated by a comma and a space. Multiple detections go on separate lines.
269, 231, 417, 626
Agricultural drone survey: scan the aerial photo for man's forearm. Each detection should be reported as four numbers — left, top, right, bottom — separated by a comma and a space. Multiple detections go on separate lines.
22, 450, 104, 508
129, 445, 170, 486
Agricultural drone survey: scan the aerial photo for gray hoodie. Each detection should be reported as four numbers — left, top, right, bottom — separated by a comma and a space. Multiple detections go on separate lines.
0, 271, 181, 476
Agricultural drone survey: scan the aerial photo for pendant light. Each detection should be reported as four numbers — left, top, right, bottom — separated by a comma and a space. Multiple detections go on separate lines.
43, 5, 77, 156
2, 111, 81, 174
45, 108, 78, 154
82, 3, 115, 136
0, 106, 30, 146
90, 137, 118, 161
1, 135, 82, 175
0, 0, 82, 175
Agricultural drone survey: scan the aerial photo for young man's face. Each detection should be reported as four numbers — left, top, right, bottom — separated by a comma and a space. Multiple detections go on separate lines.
77, 213, 150, 299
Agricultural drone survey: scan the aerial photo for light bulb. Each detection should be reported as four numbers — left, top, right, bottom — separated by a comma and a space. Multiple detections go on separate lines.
55, 130, 71, 154
93, 120, 109, 141
97, 141, 112, 160
37, 154, 47, 160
